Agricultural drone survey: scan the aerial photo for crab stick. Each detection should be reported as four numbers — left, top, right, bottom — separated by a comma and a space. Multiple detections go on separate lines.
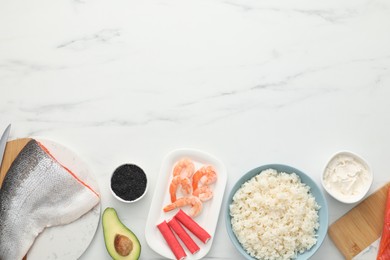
377, 186, 390, 260
174, 209, 211, 243
157, 220, 186, 260
168, 217, 200, 254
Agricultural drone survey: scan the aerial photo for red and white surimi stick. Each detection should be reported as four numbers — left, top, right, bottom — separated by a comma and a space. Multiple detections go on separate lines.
168, 217, 200, 254
174, 209, 211, 243
157, 220, 187, 260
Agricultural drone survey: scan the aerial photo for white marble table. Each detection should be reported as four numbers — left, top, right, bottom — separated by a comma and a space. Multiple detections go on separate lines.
1, 0, 390, 259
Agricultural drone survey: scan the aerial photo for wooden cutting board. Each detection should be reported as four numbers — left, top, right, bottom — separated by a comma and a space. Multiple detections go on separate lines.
0, 138, 31, 185
328, 182, 390, 259
0, 138, 32, 260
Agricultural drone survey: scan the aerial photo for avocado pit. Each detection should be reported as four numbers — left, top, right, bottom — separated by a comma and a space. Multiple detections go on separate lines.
115, 234, 133, 256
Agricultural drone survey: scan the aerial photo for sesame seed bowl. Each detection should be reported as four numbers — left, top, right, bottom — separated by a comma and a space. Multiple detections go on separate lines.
110, 163, 148, 203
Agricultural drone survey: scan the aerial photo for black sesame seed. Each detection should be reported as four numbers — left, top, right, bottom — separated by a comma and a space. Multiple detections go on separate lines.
111, 164, 147, 201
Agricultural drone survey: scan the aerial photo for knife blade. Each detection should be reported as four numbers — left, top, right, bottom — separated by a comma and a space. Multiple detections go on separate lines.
0, 124, 11, 168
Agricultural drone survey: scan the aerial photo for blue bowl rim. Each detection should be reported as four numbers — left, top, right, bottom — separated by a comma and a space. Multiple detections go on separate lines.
225, 164, 329, 260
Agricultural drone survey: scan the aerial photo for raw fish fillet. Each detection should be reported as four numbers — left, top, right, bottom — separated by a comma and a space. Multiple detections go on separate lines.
0, 139, 100, 260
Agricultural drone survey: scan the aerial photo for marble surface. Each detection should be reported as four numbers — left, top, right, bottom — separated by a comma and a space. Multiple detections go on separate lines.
1, 0, 390, 259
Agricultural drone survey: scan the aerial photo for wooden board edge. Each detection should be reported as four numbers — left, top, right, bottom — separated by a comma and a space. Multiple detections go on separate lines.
328, 182, 390, 259
0, 138, 32, 186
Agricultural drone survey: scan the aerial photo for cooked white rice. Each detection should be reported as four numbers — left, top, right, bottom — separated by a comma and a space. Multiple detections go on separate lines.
230, 169, 320, 260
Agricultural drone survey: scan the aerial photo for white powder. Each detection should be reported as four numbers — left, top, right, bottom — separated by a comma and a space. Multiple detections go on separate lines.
230, 169, 320, 260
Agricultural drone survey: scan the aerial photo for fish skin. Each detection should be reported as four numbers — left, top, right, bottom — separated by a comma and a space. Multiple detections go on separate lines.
0, 139, 100, 260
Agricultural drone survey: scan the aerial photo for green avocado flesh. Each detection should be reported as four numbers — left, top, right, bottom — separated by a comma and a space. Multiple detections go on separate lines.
102, 207, 141, 260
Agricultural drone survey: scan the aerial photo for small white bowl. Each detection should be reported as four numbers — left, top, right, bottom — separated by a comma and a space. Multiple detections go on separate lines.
321, 151, 373, 204
110, 164, 148, 203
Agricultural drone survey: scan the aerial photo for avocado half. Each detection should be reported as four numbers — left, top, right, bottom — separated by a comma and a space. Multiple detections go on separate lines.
102, 207, 141, 260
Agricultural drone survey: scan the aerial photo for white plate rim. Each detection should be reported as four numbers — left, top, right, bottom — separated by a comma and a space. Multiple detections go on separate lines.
145, 148, 227, 259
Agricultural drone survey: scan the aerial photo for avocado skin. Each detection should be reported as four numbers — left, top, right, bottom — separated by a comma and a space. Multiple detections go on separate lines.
102, 207, 141, 260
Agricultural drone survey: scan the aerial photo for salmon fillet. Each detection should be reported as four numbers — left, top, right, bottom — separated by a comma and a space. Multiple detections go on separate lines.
0, 139, 100, 260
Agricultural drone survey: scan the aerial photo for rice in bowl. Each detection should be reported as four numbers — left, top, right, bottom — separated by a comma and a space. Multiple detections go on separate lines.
229, 169, 320, 260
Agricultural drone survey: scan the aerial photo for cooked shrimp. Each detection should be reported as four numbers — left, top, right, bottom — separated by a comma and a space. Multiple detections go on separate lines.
163, 196, 203, 217
173, 158, 195, 178
169, 176, 192, 202
193, 186, 213, 201
192, 165, 217, 191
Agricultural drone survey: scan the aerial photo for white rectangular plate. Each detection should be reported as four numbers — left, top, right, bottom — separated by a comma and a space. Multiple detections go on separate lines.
145, 149, 227, 259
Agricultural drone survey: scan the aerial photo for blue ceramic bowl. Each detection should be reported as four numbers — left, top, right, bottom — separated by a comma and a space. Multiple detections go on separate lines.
226, 164, 328, 260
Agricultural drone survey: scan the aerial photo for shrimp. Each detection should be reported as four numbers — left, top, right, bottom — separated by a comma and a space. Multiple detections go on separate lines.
163, 196, 203, 217
193, 186, 213, 201
173, 158, 195, 178
169, 176, 192, 202
192, 165, 217, 191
